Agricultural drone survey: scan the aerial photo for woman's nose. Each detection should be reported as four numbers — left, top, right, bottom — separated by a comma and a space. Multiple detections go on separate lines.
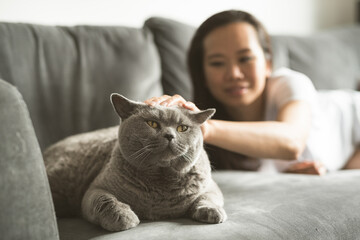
226, 64, 244, 80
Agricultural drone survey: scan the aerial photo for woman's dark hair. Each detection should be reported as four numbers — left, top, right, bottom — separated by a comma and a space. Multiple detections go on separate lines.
187, 10, 272, 120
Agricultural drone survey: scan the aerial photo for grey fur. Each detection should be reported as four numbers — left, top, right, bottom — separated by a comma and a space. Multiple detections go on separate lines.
44, 94, 227, 232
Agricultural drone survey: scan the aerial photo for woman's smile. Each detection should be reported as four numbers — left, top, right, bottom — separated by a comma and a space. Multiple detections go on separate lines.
224, 85, 250, 97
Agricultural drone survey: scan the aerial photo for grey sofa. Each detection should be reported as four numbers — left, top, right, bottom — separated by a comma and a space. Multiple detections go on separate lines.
1, 17, 360, 240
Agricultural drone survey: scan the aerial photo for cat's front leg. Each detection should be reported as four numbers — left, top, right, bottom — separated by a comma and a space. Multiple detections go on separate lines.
81, 188, 140, 231
189, 180, 227, 224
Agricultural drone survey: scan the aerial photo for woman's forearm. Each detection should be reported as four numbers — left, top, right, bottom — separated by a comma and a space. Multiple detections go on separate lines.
205, 119, 306, 160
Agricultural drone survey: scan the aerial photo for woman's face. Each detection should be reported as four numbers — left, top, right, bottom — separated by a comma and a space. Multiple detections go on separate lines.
203, 22, 271, 109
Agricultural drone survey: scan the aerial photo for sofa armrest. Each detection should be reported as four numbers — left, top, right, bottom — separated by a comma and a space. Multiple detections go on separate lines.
0, 79, 59, 240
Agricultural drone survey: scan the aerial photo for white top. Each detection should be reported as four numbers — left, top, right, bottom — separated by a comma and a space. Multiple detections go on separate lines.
259, 67, 360, 173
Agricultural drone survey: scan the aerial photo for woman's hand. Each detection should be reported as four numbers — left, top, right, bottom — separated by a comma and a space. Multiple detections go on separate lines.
284, 161, 327, 175
144, 94, 198, 111
144, 95, 212, 141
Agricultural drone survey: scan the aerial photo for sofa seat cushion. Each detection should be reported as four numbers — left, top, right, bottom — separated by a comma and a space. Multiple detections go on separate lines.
57, 170, 360, 240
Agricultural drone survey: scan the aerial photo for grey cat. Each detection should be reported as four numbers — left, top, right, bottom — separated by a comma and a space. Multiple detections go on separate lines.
44, 94, 227, 231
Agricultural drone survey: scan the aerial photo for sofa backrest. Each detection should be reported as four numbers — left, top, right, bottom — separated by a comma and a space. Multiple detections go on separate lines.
145, 17, 195, 101
272, 26, 360, 90
1, 19, 359, 150
0, 23, 163, 149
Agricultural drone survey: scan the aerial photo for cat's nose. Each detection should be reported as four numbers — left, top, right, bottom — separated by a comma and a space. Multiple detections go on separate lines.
164, 134, 174, 141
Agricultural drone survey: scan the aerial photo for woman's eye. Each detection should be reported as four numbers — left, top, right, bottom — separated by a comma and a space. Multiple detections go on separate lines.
239, 56, 254, 63
209, 61, 224, 67
146, 120, 159, 129
176, 125, 188, 132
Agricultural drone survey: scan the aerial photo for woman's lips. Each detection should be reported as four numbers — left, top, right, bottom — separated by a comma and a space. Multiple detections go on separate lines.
225, 86, 249, 96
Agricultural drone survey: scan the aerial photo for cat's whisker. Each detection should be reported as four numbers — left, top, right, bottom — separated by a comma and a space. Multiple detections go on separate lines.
134, 152, 150, 179
137, 151, 152, 169
130, 144, 160, 175
129, 143, 157, 160
174, 143, 188, 155
130, 149, 151, 162
181, 154, 193, 163
176, 142, 187, 150
129, 151, 146, 162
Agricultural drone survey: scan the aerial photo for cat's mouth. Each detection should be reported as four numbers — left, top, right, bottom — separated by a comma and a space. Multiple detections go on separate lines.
156, 142, 189, 167
168, 142, 188, 157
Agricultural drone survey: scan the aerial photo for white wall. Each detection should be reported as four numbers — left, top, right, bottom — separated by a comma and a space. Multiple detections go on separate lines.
0, 0, 357, 35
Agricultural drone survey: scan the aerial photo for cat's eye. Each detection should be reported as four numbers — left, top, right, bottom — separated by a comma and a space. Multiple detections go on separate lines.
146, 120, 159, 129
177, 125, 188, 132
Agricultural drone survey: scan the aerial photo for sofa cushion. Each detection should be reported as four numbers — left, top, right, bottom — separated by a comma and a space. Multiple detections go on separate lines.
57, 170, 360, 240
272, 27, 360, 90
0, 23, 163, 149
145, 17, 195, 101
0, 79, 59, 240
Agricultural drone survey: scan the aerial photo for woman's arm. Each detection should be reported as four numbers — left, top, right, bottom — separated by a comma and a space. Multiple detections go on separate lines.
205, 100, 311, 160
343, 147, 360, 169
145, 95, 312, 160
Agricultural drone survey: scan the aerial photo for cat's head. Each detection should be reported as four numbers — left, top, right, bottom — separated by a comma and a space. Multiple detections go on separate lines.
110, 94, 215, 172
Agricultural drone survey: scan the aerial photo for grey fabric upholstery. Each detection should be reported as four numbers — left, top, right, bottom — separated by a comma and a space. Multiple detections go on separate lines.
0, 79, 59, 240
272, 27, 360, 90
57, 171, 360, 240
144, 17, 195, 101
0, 23, 162, 150
1, 17, 360, 240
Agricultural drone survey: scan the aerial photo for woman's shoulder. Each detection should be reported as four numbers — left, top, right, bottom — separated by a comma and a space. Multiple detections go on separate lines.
266, 67, 317, 109
271, 67, 311, 82
268, 67, 315, 92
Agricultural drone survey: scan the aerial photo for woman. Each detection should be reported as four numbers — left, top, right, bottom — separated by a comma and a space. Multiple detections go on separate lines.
145, 10, 360, 174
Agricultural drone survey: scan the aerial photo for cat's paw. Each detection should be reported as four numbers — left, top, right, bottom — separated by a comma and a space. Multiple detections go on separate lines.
191, 206, 227, 224
99, 203, 140, 231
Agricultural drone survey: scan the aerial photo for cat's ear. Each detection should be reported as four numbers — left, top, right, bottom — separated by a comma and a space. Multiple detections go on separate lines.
190, 108, 216, 124
110, 93, 142, 119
